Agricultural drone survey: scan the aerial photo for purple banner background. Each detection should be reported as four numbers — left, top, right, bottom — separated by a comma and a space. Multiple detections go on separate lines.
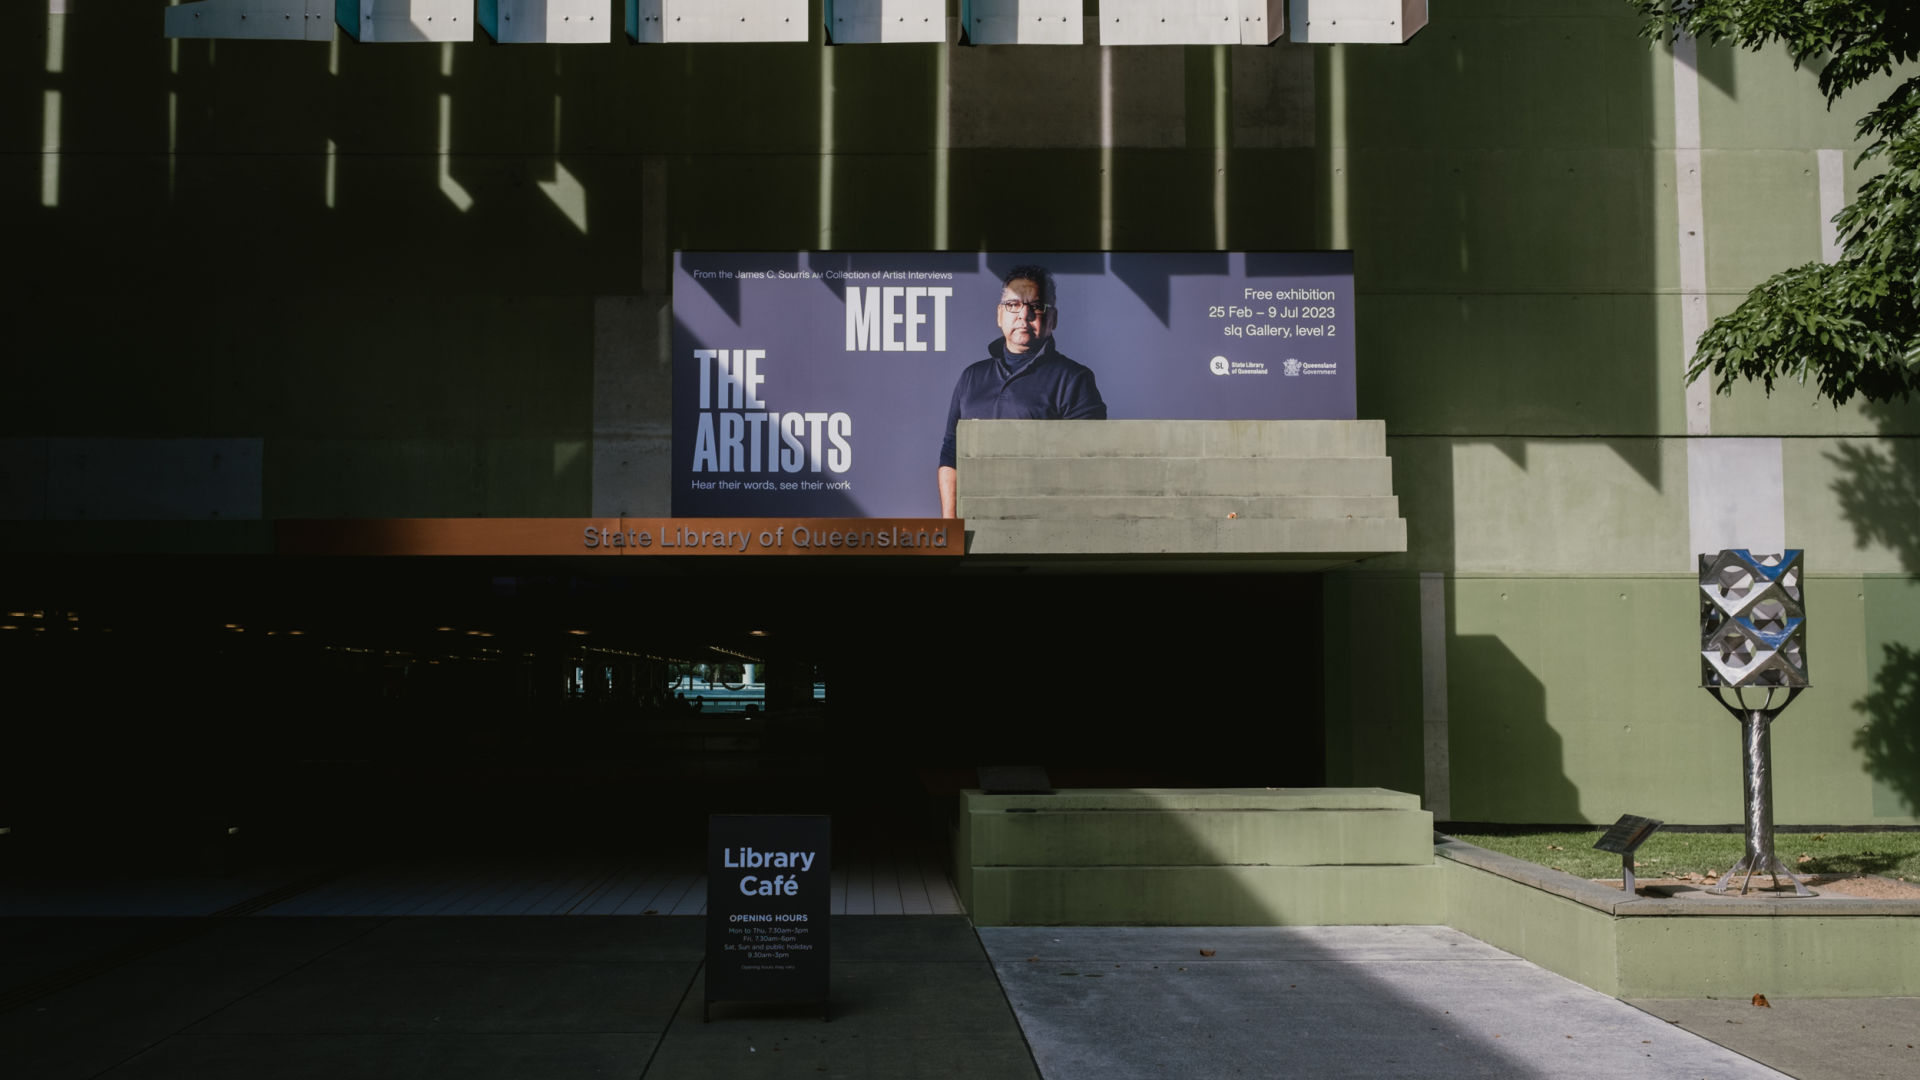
672, 251, 1355, 518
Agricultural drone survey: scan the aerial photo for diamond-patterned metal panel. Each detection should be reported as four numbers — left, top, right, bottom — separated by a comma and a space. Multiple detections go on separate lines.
1699, 549, 1808, 689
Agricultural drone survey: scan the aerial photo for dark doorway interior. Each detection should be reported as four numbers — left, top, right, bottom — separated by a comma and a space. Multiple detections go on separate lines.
1, 558, 1322, 876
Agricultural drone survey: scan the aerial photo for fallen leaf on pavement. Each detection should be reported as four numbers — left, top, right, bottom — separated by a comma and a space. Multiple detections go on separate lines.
1199, 949, 1216, 957
1752, 994, 1771, 1008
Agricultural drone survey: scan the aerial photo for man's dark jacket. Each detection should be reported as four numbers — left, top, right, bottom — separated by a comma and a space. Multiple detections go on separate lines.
938, 339, 1106, 469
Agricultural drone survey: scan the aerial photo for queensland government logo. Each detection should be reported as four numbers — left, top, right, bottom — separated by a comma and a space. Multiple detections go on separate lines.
1283, 357, 1302, 376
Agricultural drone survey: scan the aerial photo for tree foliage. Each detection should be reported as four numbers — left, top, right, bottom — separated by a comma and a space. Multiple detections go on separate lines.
1630, 1, 1920, 404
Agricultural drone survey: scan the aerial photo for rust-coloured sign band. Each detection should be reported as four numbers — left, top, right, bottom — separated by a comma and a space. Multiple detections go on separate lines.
276, 518, 963, 557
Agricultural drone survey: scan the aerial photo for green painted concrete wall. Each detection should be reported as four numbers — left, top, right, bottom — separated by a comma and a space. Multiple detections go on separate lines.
1314, 5, 1919, 825
6, 5, 1915, 822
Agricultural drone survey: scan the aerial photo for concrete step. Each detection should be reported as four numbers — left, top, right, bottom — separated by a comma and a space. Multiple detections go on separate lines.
965, 864, 1444, 926
966, 808, 1435, 867
955, 789, 1438, 924
956, 419, 1388, 459
959, 494, 1401, 520
958, 456, 1394, 498
960, 515, 1407, 556
964, 789, 1424, 812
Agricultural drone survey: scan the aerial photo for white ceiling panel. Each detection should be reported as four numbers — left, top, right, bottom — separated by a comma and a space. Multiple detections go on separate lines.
480, 0, 609, 43
163, 0, 333, 41
826, 0, 945, 45
1289, 0, 1427, 44
627, 0, 809, 44
961, 0, 1081, 45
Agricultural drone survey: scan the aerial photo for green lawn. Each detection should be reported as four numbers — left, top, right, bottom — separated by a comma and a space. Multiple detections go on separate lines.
1446, 828, 1920, 881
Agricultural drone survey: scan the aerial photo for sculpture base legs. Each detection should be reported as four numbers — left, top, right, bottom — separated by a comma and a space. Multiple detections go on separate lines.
1707, 851, 1812, 896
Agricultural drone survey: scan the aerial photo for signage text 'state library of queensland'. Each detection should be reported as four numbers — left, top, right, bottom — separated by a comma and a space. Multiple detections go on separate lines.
5, 2, 1917, 916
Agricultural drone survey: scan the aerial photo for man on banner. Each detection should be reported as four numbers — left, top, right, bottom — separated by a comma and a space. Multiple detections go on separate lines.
937, 264, 1106, 518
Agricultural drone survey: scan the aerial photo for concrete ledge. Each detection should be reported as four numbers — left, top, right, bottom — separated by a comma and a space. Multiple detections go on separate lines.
969, 864, 1445, 927
960, 456, 1393, 498
957, 789, 1437, 925
953, 420, 1406, 562
968, 809, 1435, 867
956, 419, 1388, 459
964, 516, 1407, 557
1436, 837, 1920, 998
961, 495, 1401, 520
964, 788, 1423, 812
1438, 837, 1920, 917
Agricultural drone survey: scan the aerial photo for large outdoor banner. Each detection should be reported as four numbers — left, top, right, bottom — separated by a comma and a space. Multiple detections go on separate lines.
673, 251, 1356, 518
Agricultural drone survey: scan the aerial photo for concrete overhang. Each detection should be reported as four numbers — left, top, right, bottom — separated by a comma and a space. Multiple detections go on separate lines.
954, 419, 1406, 572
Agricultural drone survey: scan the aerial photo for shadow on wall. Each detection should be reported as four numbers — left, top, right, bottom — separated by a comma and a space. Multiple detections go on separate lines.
1834, 401, 1920, 816
1854, 641, 1920, 817
1446, 629, 1577, 823
1827, 426, 1920, 574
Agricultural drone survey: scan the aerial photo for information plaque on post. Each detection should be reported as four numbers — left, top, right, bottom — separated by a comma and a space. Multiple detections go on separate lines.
706, 814, 832, 1020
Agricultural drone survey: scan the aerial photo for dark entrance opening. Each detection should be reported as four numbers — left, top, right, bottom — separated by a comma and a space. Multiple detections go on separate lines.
2, 558, 1322, 897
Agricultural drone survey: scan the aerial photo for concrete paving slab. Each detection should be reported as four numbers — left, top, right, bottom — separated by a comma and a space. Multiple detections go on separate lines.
0, 963, 294, 1080
189, 959, 698, 1035
649, 961, 1039, 1080
1629, 997, 1920, 1080
981, 926, 1792, 1080
99, 1032, 656, 1080
0, 918, 160, 965
132, 917, 383, 968
0, 871, 315, 917
828, 915, 990, 963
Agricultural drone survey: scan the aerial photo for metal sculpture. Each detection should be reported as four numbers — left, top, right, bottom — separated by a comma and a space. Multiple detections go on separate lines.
1699, 549, 1810, 896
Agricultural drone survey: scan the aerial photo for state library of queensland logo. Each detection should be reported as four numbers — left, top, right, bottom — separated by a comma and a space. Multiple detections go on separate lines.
1209, 355, 1270, 376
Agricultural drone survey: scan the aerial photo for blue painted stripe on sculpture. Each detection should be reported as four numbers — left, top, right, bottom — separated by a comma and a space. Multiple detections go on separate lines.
1730, 549, 1802, 579
1733, 617, 1802, 648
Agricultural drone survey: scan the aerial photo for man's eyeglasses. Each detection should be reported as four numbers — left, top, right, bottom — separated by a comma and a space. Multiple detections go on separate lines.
1000, 299, 1051, 318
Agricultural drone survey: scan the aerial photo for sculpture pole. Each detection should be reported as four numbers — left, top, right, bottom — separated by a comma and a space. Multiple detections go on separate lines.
1705, 686, 1807, 895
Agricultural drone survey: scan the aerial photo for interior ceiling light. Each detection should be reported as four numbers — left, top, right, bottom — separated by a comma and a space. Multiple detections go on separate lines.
748, 630, 769, 637
435, 626, 454, 632
5, 612, 25, 618
567, 629, 590, 636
